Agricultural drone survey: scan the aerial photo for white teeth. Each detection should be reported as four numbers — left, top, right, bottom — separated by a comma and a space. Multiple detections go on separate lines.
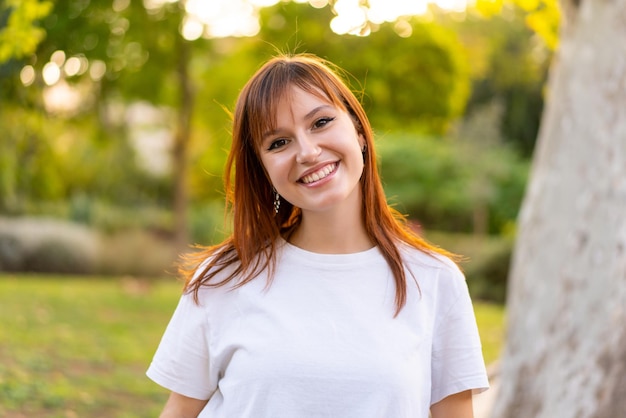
301, 163, 336, 184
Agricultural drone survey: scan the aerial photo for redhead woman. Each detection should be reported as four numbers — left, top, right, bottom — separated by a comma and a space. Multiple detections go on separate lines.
147, 53, 489, 418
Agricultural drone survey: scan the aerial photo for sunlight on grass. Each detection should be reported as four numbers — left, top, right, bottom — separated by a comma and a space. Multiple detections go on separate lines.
473, 302, 506, 365
0, 274, 505, 416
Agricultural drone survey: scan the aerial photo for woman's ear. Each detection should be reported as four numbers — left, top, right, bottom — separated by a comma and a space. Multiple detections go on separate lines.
358, 133, 366, 151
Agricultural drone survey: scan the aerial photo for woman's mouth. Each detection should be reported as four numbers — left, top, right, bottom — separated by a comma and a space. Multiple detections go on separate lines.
299, 162, 338, 184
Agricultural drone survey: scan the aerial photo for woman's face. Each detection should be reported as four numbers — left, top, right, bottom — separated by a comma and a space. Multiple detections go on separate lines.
258, 85, 365, 217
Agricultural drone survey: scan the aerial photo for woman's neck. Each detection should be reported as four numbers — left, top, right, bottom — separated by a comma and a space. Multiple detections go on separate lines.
286, 209, 373, 254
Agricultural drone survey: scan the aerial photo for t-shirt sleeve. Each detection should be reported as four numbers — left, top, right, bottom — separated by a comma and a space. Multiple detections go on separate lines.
430, 263, 490, 405
146, 291, 216, 400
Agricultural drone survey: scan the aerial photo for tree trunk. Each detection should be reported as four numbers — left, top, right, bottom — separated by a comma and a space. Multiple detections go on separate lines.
491, 1, 626, 417
172, 34, 194, 253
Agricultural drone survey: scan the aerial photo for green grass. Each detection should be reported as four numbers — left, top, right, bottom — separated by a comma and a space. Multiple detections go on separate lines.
0, 274, 181, 417
473, 302, 506, 366
0, 274, 505, 416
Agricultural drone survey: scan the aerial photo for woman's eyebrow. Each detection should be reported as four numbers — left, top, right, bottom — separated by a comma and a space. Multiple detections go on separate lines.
262, 128, 284, 140
304, 105, 333, 120
262, 105, 334, 139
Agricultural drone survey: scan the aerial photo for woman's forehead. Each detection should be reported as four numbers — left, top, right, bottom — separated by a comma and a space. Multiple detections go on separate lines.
273, 83, 342, 117
251, 81, 345, 145
279, 85, 333, 110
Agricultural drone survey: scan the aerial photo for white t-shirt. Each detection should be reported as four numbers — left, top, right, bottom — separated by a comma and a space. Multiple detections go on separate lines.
147, 240, 489, 417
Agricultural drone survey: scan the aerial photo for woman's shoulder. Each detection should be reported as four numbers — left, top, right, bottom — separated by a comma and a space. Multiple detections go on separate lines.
187, 242, 241, 279
399, 243, 460, 273
188, 241, 275, 294
398, 243, 467, 295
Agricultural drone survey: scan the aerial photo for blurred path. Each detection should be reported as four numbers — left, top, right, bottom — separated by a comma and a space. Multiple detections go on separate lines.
473, 362, 500, 418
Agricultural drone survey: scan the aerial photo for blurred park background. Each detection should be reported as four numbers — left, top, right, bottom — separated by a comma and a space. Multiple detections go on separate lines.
0, 0, 559, 416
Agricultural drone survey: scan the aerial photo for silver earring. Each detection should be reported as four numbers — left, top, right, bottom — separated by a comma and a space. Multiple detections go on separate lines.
273, 189, 280, 214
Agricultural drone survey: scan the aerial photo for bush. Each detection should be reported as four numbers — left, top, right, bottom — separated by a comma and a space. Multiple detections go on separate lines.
189, 201, 231, 246
377, 124, 528, 235
0, 232, 23, 271
97, 228, 177, 278
0, 217, 99, 274
461, 238, 513, 304
0, 216, 178, 277
425, 231, 513, 304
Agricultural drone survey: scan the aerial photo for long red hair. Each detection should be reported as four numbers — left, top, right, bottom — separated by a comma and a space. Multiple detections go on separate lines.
182, 53, 454, 314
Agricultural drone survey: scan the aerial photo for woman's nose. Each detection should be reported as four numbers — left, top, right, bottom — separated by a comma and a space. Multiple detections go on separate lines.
295, 135, 321, 164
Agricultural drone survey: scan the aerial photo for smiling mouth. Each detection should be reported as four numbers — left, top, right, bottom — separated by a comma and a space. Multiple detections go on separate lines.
299, 162, 338, 184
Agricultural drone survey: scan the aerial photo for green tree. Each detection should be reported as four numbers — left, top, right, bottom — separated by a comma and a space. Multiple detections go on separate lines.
0, 0, 52, 64
378, 130, 528, 235
184, 1, 475, 214
1, 0, 195, 247
1, 0, 544, 247
445, 4, 552, 157
253, 1, 470, 134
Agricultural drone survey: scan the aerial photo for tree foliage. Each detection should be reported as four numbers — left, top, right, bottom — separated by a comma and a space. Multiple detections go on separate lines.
0, 0, 52, 64
378, 131, 528, 235
0, 0, 544, 239
452, 7, 551, 156
475, 0, 560, 50
254, 1, 470, 134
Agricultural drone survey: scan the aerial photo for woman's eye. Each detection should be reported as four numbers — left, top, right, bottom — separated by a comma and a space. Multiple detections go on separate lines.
313, 117, 335, 129
268, 138, 288, 151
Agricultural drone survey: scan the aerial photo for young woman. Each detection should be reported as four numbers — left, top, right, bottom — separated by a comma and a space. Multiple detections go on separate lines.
147, 53, 489, 418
